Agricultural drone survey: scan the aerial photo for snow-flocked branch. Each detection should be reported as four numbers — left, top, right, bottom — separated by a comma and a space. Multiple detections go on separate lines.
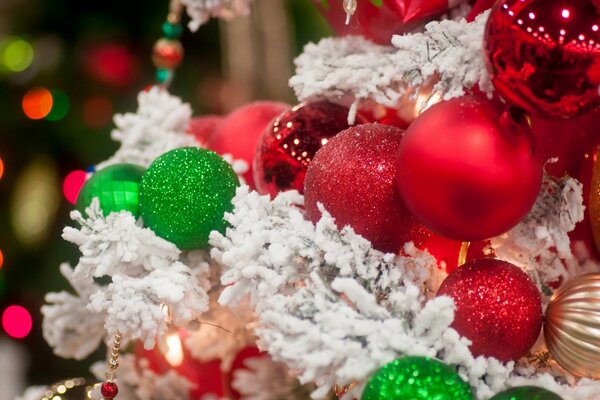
182, 0, 254, 31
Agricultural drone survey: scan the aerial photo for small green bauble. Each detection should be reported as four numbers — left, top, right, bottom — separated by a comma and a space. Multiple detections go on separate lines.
76, 163, 145, 217
490, 386, 563, 400
139, 147, 239, 249
362, 356, 473, 400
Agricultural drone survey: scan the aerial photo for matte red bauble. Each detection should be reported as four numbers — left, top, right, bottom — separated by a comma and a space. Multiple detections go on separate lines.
304, 124, 430, 253
253, 101, 360, 197
209, 101, 290, 186
484, 0, 600, 119
395, 96, 543, 242
314, 0, 464, 45
188, 115, 222, 146
437, 258, 543, 362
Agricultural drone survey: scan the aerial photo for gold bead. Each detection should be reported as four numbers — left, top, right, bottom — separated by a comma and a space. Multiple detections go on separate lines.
545, 273, 600, 378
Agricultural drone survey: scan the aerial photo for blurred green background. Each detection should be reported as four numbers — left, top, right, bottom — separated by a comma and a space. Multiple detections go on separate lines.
0, 0, 330, 390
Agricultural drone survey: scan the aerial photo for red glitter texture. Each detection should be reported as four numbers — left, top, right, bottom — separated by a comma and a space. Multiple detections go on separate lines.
437, 258, 543, 362
253, 101, 359, 197
484, 0, 600, 119
304, 123, 430, 254
101, 382, 119, 398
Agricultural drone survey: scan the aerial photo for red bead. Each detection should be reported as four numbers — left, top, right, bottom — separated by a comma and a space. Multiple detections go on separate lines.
484, 0, 600, 119
152, 39, 184, 70
304, 124, 430, 254
209, 101, 290, 187
253, 101, 359, 197
101, 381, 119, 398
437, 258, 543, 362
395, 96, 543, 242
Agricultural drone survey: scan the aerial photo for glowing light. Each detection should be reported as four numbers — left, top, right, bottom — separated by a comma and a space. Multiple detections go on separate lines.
0, 248, 3, 269
63, 170, 87, 205
1, 37, 34, 72
82, 97, 113, 128
580, 34, 586, 41
2, 305, 32, 339
0, 157, 4, 180
560, 29, 566, 36
22, 87, 53, 120
594, 25, 599, 32
164, 332, 184, 367
46, 89, 69, 121
562, 9, 570, 19
529, 12, 536, 20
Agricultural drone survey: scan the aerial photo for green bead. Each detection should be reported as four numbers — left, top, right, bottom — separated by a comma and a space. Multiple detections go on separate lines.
76, 164, 146, 217
139, 147, 239, 250
362, 356, 473, 400
156, 68, 172, 84
162, 21, 183, 39
490, 386, 563, 400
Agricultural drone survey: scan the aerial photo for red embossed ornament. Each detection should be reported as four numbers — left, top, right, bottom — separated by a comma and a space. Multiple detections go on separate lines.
484, 0, 600, 119
437, 258, 543, 362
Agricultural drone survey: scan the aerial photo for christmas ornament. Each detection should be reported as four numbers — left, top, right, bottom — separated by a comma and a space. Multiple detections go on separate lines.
152, 1, 185, 86
39, 378, 98, 400
76, 163, 145, 217
361, 356, 473, 400
209, 101, 290, 186
489, 386, 563, 400
100, 332, 122, 400
545, 273, 600, 379
187, 115, 223, 146
315, 0, 466, 45
484, 0, 600, 119
395, 96, 543, 242
139, 147, 239, 249
253, 101, 359, 197
101, 382, 119, 399
467, 0, 495, 22
152, 38, 184, 70
224, 346, 267, 399
436, 258, 542, 362
305, 124, 430, 253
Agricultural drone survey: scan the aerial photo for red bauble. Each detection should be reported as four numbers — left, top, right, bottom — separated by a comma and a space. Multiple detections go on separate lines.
437, 258, 543, 362
304, 123, 430, 253
101, 382, 119, 399
395, 96, 543, 242
484, 0, 600, 119
253, 101, 360, 197
209, 101, 290, 186
224, 346, 267, 400
187, 115, 223, 146
314, 0, 464, 45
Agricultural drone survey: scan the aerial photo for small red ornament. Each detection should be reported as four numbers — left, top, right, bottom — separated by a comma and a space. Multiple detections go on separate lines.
437, 258, 543, 362
101, 381, 119, 399
395, 96, 543, 242
209, 101, 290, 187
304, 123, 430, 253
484, 0, 600, 119
253, 101, 360, 197
152, 38, 184, 70
187, 115, 223, 146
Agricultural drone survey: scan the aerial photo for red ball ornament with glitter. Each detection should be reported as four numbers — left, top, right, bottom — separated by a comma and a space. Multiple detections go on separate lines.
484, 0, 600, 119
395, 96, 543, 242
253, 101, 360, 197
437, 258, 543, 362
101, 382, 119, 399
209, 101, 290, 186
304, 124, 430, 253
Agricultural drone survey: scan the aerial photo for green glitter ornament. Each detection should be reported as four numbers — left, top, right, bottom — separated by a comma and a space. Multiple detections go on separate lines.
361, 356, 473, 400
490, 386, 563, 400
76, 163, 145, 217
139, 147, 239, 250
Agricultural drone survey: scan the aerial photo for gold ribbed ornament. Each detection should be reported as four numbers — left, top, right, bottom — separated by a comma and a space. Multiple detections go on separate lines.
544, 273, 600, 378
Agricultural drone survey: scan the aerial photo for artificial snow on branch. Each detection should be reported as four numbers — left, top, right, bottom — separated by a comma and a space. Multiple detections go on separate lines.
182, 0, 254, 31
97, 87, 197, 170
290, 12, 491, 113
212, 187, 600, 399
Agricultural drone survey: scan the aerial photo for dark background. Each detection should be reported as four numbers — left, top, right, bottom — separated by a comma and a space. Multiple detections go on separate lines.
0, 0, 330, 387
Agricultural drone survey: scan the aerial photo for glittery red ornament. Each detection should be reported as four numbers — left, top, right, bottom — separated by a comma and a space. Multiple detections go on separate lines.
209, 101, 289, 186
187, 115, 223, 146
484, 0, 600, 119
304, 123, 430, 253
101, 382, 119, 399
253, 101, 360, 197
437, 258, 543, 362
395, 96, 543, 242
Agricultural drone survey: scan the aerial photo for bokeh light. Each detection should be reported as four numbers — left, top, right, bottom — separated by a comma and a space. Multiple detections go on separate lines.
0, 248, 3, 269
22, 87, 53, 120
83, 96, 113, 128
0, 37, 34, 73
63, 170, 87, 205
0, 157, 4, 180
2, 305, 32, 339
46, 89, 69, 121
